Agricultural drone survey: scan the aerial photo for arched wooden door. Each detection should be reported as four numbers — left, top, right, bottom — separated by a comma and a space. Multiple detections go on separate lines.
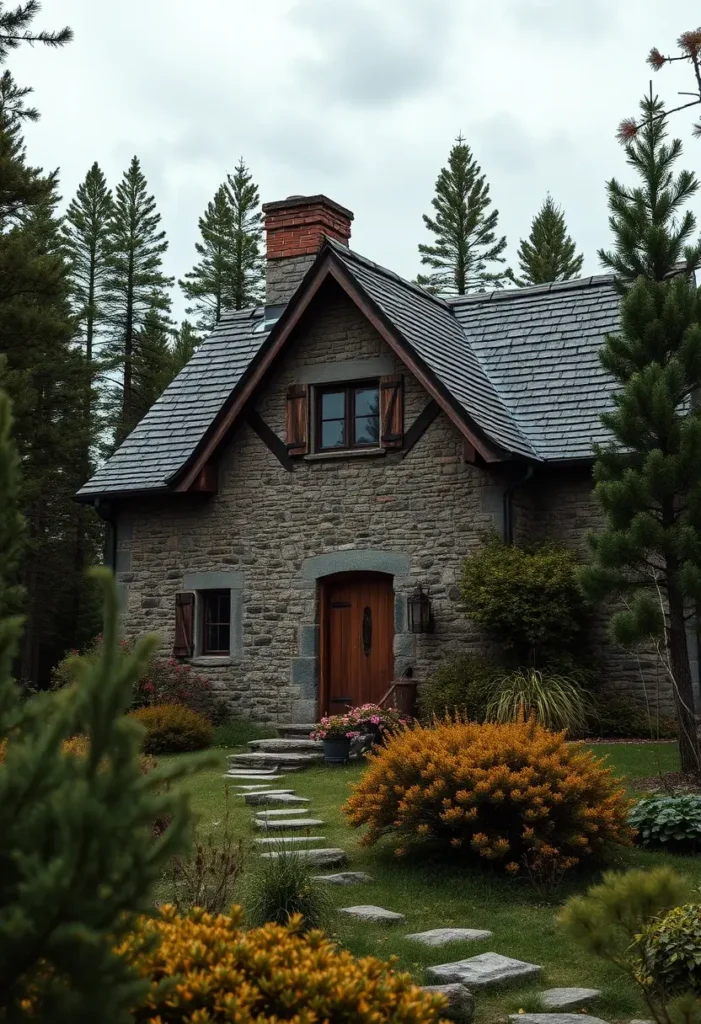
320, 572, 394, 715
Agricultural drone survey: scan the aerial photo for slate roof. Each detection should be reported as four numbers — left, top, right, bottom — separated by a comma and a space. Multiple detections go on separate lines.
78, 241, 620, 500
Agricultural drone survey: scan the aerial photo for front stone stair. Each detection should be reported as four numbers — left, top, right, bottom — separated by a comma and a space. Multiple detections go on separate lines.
248, 738, 322, 753
276, 723, 318, 739
227, 729, 323, 771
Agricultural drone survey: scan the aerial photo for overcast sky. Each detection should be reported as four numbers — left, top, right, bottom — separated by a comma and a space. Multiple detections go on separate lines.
10, 0, 701, 320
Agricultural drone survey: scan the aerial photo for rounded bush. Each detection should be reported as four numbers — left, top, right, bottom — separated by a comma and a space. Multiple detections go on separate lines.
629, 794, 701, 852
641, 902, 701, 996
417, 654, 496, 722
343, 718, 634, 874
129, 704, 213, 754
120, 904, 446, 1023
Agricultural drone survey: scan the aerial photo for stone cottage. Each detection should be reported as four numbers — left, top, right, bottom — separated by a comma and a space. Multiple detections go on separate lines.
77, 193, 687, 722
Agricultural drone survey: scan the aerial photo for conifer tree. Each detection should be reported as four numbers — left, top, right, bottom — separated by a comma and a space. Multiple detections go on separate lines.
171, 320, 199, 375
103, 156, 173, 445
515, 194, 584, 286
418, 134, 508, 294
0, 1, 72, 62
180, 158, 263, 331
128, 305, 174, 432
582, 91, 701, 774
600, 92, 701, 283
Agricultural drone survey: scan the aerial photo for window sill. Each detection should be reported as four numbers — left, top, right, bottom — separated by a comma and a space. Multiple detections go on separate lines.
189, 656, 234, 667
304, 448, 387, 462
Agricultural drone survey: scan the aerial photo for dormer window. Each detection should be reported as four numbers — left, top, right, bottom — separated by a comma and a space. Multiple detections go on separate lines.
317, 382, 380, 451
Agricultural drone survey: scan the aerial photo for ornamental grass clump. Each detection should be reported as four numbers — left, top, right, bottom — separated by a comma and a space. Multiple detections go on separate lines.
343, 717, 634, 875
121, 904, 448, 1023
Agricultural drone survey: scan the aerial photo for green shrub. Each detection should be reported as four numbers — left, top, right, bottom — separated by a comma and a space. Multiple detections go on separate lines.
630, 795, 701, 853
485, 668, 593, 734
417, 653, 497, 721
590, 689, 678, 740
461, 536, 587, 659
642, 903, 701, 997
129, 704, 213, 754
245, 847, 332, 931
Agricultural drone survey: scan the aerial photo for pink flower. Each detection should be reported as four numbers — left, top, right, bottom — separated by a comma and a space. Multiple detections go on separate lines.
370, 715, 380, 724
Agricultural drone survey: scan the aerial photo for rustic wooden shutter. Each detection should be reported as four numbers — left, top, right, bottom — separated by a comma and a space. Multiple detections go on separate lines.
173, 592, 195, 658
380, 374, 404, 449
286, 383, 308, 456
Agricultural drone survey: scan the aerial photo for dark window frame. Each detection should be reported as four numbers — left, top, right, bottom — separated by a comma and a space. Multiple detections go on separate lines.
316, 380, 380, 452
200, 589, 231, 656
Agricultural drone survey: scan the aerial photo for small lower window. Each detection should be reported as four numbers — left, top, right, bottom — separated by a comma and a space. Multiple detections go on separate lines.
201, 589, 231, 655
317, 382, 379, 451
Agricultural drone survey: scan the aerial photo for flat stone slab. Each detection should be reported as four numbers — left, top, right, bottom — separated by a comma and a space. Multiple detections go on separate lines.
261, 847, 348, 866
248, 737, 322, 752
255, 808, 312, 818
510, 1016, 607, 1024
255, 817, 324, 831
245, 792, 308, 806
255, 835, 326, 847
422, 984, 474, 1023
541, 989, 602, 1010
233, 784, 282, 792
406, 928, 493, 948
223, 772, 285, 782
339, 905, 405, 924
426, 952, 542, 989
313, 872, 374, 885
229, 751, 322, 768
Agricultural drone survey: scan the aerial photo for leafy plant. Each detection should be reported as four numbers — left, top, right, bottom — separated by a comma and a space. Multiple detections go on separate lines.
630, 795, 701, 853
245, 848, 332, 931
417, 653, 497, 722
129, 703, 214, 754
311, 703, 409, 741
120, 905, 448, 1023
164, 788, 244, 914
642, 902, 701, 998
343, 718, 634, 875
460, 536, 587, 660
485, 668, 593, 734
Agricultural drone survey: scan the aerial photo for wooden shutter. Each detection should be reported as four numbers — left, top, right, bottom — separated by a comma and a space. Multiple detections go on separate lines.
173, 592, 195, 658
380, 374, 404, 449
286, 383, 308, 456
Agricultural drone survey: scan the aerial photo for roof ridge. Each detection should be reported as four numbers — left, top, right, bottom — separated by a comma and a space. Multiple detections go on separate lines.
448, 272, 618, 305
324, 236, 453, 313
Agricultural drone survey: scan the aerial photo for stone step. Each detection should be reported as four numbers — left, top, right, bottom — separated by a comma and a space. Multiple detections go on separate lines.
541, 989, 602, 1011
406, 928, 493, 948
228, 751, 321, 769
260, 847, 348, 866
255, 835, 326, 847
223, 771, 286, 781
312, 872, 374, 886
255, 808, 312, 819
245, 792, 308, 807
509, 1016, 608, 1024
248, 737, 323, 753
233, 784, 288, 793
255, 817, 324, 831
426, 952, 542, 990
277, 723, 318, 738
340, 905, 405, 924
421, 984, 474, 1023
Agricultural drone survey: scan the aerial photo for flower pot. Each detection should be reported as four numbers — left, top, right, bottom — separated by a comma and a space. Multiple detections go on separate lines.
322, 736, 351, 764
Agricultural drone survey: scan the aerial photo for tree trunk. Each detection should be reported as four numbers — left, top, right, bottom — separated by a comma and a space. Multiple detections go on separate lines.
667, 587, 700, 774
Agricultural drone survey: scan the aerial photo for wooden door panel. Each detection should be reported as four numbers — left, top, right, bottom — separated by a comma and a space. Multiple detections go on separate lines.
324, 573, 394, 714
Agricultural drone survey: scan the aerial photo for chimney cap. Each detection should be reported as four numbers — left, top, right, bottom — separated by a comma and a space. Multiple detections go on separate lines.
262, 193, 354, 221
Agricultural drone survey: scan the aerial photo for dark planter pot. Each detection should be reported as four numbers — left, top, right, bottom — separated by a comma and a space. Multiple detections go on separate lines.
322, 736, 351, 764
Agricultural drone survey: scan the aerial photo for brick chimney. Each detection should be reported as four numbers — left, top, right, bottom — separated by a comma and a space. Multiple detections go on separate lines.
263, 194, 353, 304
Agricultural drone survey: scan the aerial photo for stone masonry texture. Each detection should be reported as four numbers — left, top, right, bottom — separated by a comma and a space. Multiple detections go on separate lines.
115, 280, 674, 721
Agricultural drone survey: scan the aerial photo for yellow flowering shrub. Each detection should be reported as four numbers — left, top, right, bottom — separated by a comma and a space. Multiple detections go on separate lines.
343, 718, 634, 873
121, 904, 448, 1023
129, 703, 213, 754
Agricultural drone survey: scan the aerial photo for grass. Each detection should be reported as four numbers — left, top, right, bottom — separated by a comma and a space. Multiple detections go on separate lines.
166, 740, 695, 1024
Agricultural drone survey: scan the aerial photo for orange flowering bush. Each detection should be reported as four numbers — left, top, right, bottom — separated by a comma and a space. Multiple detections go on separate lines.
121, 904, 448, 1023
343, 718, 634, 874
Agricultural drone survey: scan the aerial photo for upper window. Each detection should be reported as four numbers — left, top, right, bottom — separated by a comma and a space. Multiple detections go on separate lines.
317, 382, 380, 451
201, 589, 231, 655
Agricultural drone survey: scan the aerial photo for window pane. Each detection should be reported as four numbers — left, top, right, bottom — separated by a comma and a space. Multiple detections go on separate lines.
354, 387, 378, 417
321, 419, 345, 448
203, 590, 230, 653
355, 414, 379, 445
321, 391, 344, 420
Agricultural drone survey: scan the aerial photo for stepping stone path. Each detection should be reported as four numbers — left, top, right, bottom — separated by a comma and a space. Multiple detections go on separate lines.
255, 835, 326, 847
256, 816, 324, 831
233, 784, 289, 792
421, 984, 474, 1023
406, 928, 493, 948
228, 751, 321, 770
426, 952, 542, 989
261, 848, 348, 866
509, 1016, 608, 1024
245, 792, 309, 806
340, 905, 405, 924
256, 808, 314, 819
541, 989, 602, 1011
224, 772, 286, 782
313, 872, 373, 885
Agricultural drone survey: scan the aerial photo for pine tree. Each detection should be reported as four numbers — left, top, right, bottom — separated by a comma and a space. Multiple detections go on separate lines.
103, 156, 173, 445
418, 134, 508, 295
128, 305, 175, 432
180, 158, 263, 332
582, 92, 701, 773
0, 396, 199, 1019
599, 91, 701, 283
0, 1, 72, 62
515, 194, 584, 286
0, 385, 23, 623
171, 319, 199, 375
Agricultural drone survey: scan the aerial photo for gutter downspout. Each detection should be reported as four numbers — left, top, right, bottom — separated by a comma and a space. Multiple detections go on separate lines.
503, 466, 534, 545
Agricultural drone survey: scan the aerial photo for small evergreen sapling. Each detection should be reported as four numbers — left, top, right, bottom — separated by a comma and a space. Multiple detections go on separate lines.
515, 194, 584, 286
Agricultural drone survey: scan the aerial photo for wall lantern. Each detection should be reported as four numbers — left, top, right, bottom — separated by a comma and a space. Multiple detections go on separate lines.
408, 585, 433, 634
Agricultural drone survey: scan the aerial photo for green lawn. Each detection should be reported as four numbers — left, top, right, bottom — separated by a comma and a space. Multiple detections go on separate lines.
169, 741, 696, 1024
